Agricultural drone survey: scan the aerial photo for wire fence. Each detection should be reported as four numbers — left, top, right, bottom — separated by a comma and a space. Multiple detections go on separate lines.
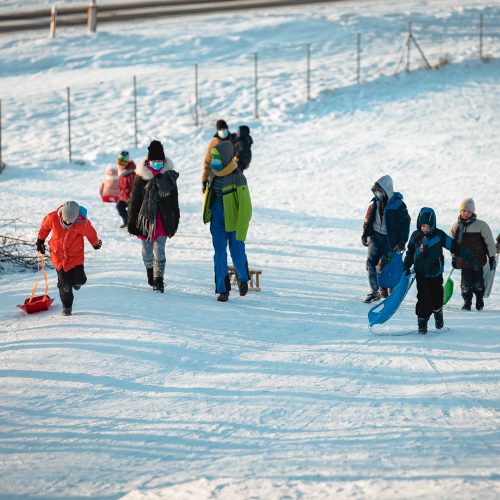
0, 10, 499, 164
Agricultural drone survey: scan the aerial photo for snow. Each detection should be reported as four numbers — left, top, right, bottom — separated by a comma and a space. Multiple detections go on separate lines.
1, 1, 500, 498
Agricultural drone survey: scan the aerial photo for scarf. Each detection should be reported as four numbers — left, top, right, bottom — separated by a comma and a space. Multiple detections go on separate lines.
137, 169, 179, 240
454, 214, 477, 244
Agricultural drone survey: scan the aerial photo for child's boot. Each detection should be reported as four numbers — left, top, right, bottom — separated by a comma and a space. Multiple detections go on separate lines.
380, 287, 389, 298
238, 280, 249, 296
433, 308, 444, 329
153, 276, 164, 293
475, 293, 484, 311
363, 290, 381, 303
62, 306, 72, 316
418, 317, 428, 334
217, 292, 229, 302
462, 292, 472, 310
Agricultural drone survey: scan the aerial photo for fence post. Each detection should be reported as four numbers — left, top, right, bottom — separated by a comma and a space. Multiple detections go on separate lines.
194, 63, 199, 127
479, 13, 484, 61
306, 43, 311, 101
0, 99, 2, 169
406, 20, 412, 72
49, 5, 57, 38
67, 87, 72, 163
88, 0, 97, 33
133, 76, 138, 148
254, 52, 259, 119
356, 33, 361, 84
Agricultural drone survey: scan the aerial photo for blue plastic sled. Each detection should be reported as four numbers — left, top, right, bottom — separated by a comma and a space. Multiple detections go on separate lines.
368, 272, 415, 327
379, 252, 404, 289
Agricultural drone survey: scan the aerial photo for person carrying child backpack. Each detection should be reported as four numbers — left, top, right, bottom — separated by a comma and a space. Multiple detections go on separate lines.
235, 125, 253, 171
127, 140, 180, 293
403, 207, 477, 334
201, 119, 237, 193
449, 198, 496, 311
202, 140, 252, 302
116, 150, 136, 228
36, 201, 102, 316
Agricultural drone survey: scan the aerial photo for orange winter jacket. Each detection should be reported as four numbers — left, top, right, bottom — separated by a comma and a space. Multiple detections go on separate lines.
38, 206, 100, 271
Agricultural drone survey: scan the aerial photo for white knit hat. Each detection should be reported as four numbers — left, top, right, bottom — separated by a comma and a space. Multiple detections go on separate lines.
459, 198, 475, 213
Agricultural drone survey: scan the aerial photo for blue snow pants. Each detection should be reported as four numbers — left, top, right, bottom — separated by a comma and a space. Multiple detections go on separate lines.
366, 231, 390, 292
210, 202, 250, 294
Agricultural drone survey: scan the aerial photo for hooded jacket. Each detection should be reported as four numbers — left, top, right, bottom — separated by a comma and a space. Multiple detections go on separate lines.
235, 125, 253, 168
202, 141, 252, 241
450, 215, 496, 269
38, 205, 99, 272
404, 207, 471, 278
127, 157, 180, 239
118, 160, 136, 203
362, 175, 411, 249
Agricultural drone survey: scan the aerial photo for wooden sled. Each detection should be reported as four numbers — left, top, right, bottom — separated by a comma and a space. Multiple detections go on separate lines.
228, 265, 262, 292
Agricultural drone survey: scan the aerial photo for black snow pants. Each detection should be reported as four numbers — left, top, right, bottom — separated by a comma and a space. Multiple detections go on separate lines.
57, 265, 87, 308
415, 273, 443, 319
460, 268, 485, 301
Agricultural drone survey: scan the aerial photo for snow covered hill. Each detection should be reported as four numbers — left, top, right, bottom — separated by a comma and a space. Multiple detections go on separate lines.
0, 1, 499, 498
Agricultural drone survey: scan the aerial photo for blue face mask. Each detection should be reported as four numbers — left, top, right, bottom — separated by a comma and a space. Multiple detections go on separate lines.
211, 158, 224, 171
148, 161, 163, 171
217, 129, 229, 139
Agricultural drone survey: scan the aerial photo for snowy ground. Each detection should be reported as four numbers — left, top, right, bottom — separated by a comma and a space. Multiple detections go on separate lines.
1, 1, 500, 499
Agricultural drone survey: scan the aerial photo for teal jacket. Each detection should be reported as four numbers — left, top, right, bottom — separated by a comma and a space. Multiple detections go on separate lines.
202, 165, 252, 241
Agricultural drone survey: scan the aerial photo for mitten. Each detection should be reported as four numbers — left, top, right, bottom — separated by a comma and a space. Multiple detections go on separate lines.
361, 236, 368, 247
36, 238, 45, 254
202, 180, 208, 193
489, 256, 496, 271
93, 239, 102, 250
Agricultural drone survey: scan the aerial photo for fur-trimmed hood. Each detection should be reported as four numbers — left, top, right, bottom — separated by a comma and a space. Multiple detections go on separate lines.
135, 156, 175, 180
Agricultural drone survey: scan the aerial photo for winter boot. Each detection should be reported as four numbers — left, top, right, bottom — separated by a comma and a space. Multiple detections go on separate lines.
62, 306, 72, 316
153, 276, 164, 293
238, 280, 249, 297
146, 268, 154, 287
418, 317, 428, 334
462, 300, 472, 311
217, 292, 229, 302
380, 287, 389, 298
363, 290, 381, 303
476, 294, 484, 311
433, 308, 444, 329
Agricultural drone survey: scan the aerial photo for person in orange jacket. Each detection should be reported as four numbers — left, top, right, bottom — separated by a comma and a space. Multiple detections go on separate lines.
36, 201, 102, 316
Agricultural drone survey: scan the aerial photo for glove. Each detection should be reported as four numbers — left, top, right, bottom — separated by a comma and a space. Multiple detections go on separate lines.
472, 259, 482, 272
202, 180, 208, 193
489, 256, 496, 271
36, 238, 45, 254
93, 239, 102, 250
394, 242, 406, 252
451, 257, 457, 269
361, 235, 368, 247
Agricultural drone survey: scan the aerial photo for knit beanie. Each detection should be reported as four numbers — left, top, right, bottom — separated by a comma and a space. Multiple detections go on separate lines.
61, 201, 80, 223
213, 140, 234, 167
216, 119, 228, 130
147, 140, 166, 161
116, 150, 129, 167
459, 198, 475, 213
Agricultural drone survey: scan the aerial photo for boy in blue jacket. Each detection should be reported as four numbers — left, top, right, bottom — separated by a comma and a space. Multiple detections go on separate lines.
404, 207, 477, 334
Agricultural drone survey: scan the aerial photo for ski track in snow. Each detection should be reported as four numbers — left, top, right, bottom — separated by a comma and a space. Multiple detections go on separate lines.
0, 1, 500, 498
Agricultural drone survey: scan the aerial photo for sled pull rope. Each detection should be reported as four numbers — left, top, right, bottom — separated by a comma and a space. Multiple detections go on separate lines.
28, 253, 49, 303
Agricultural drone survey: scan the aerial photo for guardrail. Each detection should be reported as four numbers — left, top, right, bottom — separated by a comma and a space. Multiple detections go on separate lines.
0, 0, 342, 34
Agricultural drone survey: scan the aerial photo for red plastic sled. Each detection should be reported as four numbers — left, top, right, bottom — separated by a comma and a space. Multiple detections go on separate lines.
18, 295, 55, 314
17, 253, 55, 314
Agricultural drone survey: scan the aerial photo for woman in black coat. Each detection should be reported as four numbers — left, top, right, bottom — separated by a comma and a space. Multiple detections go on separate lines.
128, 140, 180, 293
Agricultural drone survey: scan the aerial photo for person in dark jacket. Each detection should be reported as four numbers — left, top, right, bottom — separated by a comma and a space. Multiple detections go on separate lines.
404, 207, 477, 334
450, 198, 496, 311
362, 175, 411, 303
127, 140, 180, 293
235, 125, 253, 171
